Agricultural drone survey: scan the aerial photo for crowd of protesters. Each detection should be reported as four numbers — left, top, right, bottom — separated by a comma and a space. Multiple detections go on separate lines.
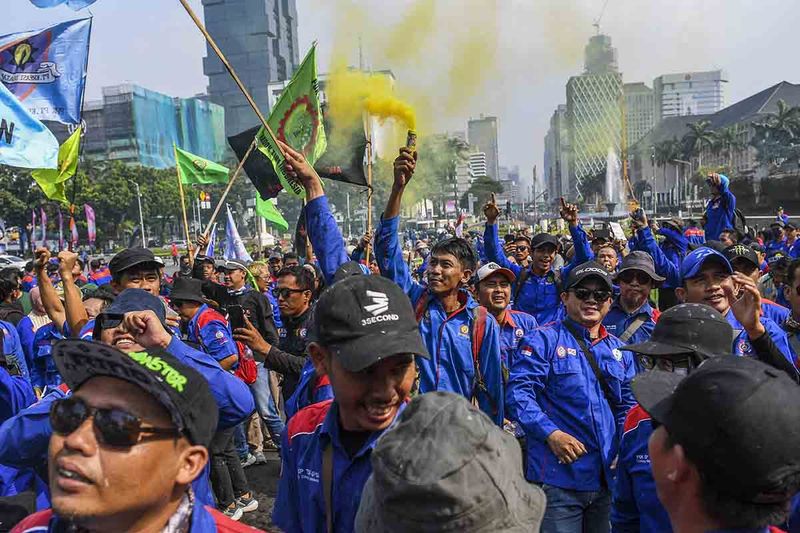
0, 141, 799, 532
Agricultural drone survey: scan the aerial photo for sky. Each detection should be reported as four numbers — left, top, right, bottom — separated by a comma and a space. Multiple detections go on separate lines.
5, 0, 798, 194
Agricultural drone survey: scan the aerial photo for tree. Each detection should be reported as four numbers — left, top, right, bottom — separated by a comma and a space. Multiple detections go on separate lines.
682, 120, 715, 169
654, 138, 683, 185
714, 125, 746, 170
463, 176, 503, 215
751, 99, 800, 171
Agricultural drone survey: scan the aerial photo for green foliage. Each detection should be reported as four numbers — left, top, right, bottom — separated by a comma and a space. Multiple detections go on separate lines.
750, 99, 800, 170
463, 175, 503, 214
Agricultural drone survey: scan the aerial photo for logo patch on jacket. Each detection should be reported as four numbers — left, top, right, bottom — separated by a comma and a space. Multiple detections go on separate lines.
612, 348, 623, 361
557, 346, 566, 358
515, 328, 524, 338
459, 324, 469, 337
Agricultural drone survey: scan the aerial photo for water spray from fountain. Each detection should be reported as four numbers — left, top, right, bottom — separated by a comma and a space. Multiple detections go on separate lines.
605, 147, 625, 217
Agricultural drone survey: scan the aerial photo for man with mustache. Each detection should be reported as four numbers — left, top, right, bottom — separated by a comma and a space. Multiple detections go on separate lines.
506, 261, 636, 532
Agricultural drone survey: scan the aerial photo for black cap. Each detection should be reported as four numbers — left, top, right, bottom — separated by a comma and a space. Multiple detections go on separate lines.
563, 261, 614, 291
93, 289, 167, 339
530, 233, 558, 250
169, 278, 206, 304
195, 255, 215, 266
332, 260, 370, 283
771, 220, 785, 228
724, 244, 759, 270
613, 251, 665, 284
108, 247, 162, 276
633, 356, 800, 504
222, 259, 248, 272
312, 275, 429, 372
52, 339, 218, 447
624, 303, 732, 359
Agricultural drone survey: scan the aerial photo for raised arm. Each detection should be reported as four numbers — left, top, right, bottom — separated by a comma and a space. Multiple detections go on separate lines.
57, 250, 89, 337
33, 248, 66, 333
482, 194, 522, 276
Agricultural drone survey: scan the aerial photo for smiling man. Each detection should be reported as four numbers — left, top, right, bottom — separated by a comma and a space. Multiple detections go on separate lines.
272, 275, 429, 533
506, 261, 636, 532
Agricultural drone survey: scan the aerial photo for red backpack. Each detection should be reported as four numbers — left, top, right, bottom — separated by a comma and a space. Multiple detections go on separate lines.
193, 309, 258, 385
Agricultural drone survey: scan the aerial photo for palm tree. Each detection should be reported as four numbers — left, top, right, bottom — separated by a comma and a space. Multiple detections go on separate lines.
715, 125, 746, 170
750, 99, 800, 170
768, 99, 800, 141
682, 120, 715, 169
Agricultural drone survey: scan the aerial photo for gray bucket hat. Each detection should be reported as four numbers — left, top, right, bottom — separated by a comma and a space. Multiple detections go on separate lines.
354, 391, 546, 532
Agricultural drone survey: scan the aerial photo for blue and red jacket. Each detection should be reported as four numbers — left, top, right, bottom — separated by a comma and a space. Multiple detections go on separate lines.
273, 399, 405, 533
684, 226, 706, 246
611, 404, 672, 533
604, 300, 660, 371
2, 319, 29, 382
727, 312, 797, 366
505, 318, 636, 490
788, 239, 800, 259
763, 298, 790, 325
30, 323, 65, 390
305, 196, 349, 286
88, 266, 112, 286
11, 500, 262, 532
483, 222, 566, 324
376, 215, 504, 425
704, 174, 736, 242
0, 367, 36, 425
284, 359, 333, 421
20, 274, 37, 293
187, 304, 239, 368
766, 238, 788, 258
497, 309, 538, 373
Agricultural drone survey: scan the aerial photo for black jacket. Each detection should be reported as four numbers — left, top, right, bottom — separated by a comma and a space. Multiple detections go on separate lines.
263, 307, 312, 400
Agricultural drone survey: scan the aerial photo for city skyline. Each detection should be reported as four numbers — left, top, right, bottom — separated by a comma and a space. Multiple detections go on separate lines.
4, 0, 798, 195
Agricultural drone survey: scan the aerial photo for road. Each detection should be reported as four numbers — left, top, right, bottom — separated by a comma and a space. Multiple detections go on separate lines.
240, 450, 281, 530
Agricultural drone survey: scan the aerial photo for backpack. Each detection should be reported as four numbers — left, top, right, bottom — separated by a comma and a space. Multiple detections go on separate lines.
193, 311, 258, 385
414, 295, 496, 416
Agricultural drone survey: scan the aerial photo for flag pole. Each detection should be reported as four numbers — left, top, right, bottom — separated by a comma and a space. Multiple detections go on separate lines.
177, 0, 285, 157
194, 139, 258, 260
174, 145, 194, 266
363, 112, 373, 264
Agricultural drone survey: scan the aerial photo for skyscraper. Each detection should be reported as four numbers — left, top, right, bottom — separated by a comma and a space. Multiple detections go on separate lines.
653, 70, 728, 120
469, 152, 488, 178
202, 0, 300, 136
624, 82, 655, 146
468, 115, 500, 180
544, 104, 571, 201
566, 34, 623, 194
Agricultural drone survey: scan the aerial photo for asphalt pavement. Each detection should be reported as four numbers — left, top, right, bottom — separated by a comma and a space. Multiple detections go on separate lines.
240, 450, 281, 530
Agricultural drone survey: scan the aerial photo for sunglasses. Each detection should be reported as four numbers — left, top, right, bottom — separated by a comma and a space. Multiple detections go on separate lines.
570, 287, 612, 302
638, 355, 691, 375
272, 287, 307, 299
515, 245, 530, 252
618, 271, 653, 285
96, 313, 125, 330
50, 396, 182, 448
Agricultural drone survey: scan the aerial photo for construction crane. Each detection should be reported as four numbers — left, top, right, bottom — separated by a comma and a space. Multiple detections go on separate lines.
593, 0, 610, 34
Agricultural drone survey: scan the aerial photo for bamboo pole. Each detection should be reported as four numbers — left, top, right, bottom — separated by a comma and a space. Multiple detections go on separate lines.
363, 114, 373, 264
174, 145, 194, 266
202, 139, 257, 239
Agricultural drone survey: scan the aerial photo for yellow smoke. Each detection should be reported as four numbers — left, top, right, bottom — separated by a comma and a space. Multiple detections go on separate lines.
326, 68, 416, 130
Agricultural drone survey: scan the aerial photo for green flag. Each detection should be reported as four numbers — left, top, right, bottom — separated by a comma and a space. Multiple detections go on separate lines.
31, 126, 81, 204
255, 196, 289, 232
257, 44, 327, 198
174, 145, 229, 185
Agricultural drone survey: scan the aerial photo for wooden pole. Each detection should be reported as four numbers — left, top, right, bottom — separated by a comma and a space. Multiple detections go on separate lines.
363, 113, 373, 264
202, 139, 257, 239
177, 0, 284, 157
174, 145, 194, 266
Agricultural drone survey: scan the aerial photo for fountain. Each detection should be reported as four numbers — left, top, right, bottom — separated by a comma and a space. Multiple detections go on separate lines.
604, 148, 625, 217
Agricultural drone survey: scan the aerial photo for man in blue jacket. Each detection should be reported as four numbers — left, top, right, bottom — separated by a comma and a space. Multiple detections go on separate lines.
782, 258, 800, 364
611, 303, 734, 533
273, 275, 429, 533
703, 172, 736, 242
374, 147, 504, 424
506, 261, 636, 532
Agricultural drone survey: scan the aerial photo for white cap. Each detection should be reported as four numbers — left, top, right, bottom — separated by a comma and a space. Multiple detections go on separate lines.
475, 262, 516, 284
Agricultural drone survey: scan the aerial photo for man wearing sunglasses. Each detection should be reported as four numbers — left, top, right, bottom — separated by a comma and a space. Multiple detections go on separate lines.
506, 261, 636, 532
603, 252, 664, 361
222, 259, 278, 352
13, 339, 262, 532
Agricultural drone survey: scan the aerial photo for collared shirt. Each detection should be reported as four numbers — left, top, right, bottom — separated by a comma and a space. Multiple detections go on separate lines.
604, 299, 660, 372
496, 309, 538, 372
273, 400, 406, 533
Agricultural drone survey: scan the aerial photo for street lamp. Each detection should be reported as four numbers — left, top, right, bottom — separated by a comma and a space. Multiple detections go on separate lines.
128, 180, 146, 247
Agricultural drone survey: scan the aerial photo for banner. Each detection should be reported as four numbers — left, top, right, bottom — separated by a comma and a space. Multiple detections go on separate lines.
0, 18, 92, 124
206, 223, 217, 258
58, 208, 64, 250
39, 207, 46, 247
84, 203, 95, 244
31, 125, 81, 203
255, 196, 289, 232
29, 0, 98, 9
31, 209, 37, 249
69, 215, 78, 246
0, 82, 58, 168
223, 204, 252, 263
174, 144, 229, 185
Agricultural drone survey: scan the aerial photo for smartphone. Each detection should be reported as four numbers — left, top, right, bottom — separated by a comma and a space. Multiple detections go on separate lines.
631, 208, 645, 223
227, 305, 245, 331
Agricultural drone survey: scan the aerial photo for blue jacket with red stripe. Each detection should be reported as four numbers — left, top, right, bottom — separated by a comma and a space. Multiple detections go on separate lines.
497, 309, 538, 372
611, 404, 672, 533
375, 215, 504, 425
273, 400, 405, 533
88, 267, 112, 286
284, 359, 333, 421
704, 174, 736, 242
187, 304, 239, 368
506, 318, 636, 490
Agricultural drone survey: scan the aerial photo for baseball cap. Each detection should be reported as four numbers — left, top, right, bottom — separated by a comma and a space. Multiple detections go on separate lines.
268, 252, 282, 261
723, 244, 759, 270
563, 261, 614, 291
633, 356, 800, 503
52, 339, 218, 447
332, 260, 371, 283
93, 288, 167, 339
222, 259, 248, 271
613, 251, 665, 284
312, 275, 429, 372
680, 247, 733, 280
786, 222, 797, 230
624, 303, 733, 359
771, 220, 785, 228
355, 392, 545, 532
195, 255, 215, 265
475, 262, 515, 284
530, 233, 559, 250
108, 247, 162, 276
169, 278, 206, 304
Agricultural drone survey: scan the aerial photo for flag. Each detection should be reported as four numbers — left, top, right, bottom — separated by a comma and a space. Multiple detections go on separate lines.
223, 205, 252, 262
29, 0, 98, 10
69, 215, 78, 246
256, 44, 327, 198
31, 125, 81, 203
455, 211, 465, 238
206, 224, 217, 258
39, 207, 46, 246
0, 82, 58, 168
84, 203, 95, 244
31, 209, 37, 248
58, 208, 64, 250
0, 18, 92, 124
174, 145, 229, 185
228, 122, 367, 201
255, 196, 289, 232
294, 208, 307, 260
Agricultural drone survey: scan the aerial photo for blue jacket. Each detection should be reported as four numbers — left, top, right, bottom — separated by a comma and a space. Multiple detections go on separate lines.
376, 216, 504, 425
789, 239, 800, 259
727, 312, 796, 367
604, 300, 660, 372
187, 304, 239, 367
0, 368, 36, 425
284, 359, 333, 421
305, 196, 348, 286
611, 404, 672, 533
16, 316, 37, 377
684, 226, 706, 246
658, 227, 687, 288
704, 174, 736, 242
483, 222, 564, 324
2, 319, 29, 382
505, 318, 636, 490
766, 238, 788, 258
30, 323, 65, 390
634, 226, 682, 288
273, 400, 404, 533
498, 309, 539, 373
762, 299, 790, 325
